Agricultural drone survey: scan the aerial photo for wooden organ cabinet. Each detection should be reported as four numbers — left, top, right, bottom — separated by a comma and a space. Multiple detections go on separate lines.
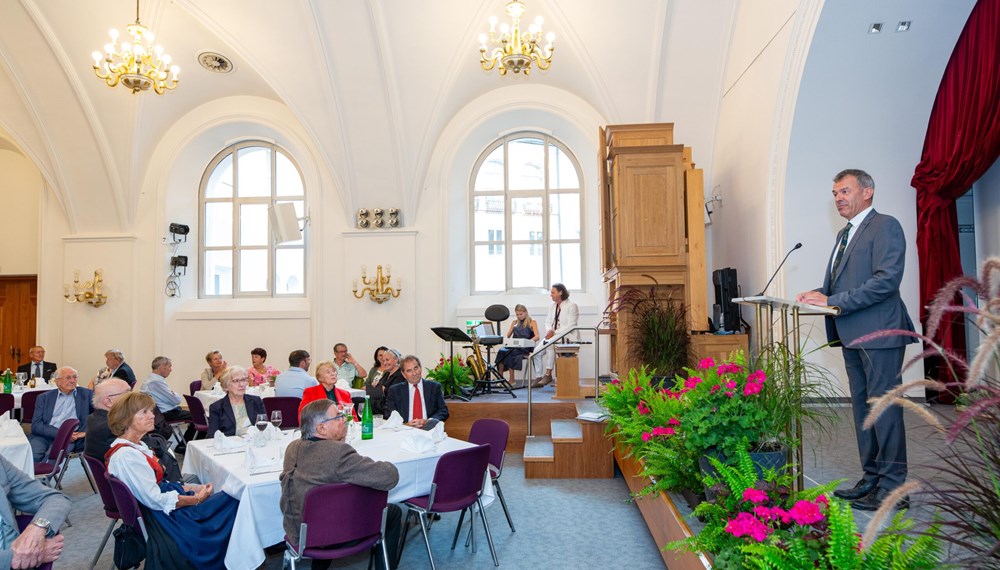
599, 123, 745, 376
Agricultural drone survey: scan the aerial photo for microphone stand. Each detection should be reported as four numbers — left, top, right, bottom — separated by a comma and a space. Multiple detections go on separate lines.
757, 242, 802, 296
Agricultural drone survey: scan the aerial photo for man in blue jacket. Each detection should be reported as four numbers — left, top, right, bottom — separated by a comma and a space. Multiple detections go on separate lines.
28, 367, 93, 462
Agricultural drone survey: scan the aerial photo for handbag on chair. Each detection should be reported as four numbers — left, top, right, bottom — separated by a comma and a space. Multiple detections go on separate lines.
113, 523, 146, 569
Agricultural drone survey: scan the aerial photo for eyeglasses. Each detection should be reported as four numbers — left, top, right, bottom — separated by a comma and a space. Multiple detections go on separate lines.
319, 413, 346, 424
230, 378, 249, 385
107, 391, 129, 400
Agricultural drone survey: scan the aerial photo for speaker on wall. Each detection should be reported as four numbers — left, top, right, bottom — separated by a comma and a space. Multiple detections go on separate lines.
269, 202, 302, 243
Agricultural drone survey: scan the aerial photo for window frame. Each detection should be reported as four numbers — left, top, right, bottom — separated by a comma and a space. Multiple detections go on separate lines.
469, 132, 584, 293
198, 140, 307, 298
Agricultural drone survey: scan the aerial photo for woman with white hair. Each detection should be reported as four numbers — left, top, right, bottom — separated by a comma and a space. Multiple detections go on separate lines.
207, 367, 266, 437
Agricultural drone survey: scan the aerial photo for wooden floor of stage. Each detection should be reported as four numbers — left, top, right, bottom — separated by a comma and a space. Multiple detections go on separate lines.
445, 385, 600, 454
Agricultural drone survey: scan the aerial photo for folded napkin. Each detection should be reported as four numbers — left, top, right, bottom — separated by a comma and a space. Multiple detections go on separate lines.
429, 421, 446, 443
245, 444, 282, 474
400, 430, 436, 454
0, 419, 23, 438
213, 430, 245, 452
210, 382, 223, 393
381, 411, 404, 430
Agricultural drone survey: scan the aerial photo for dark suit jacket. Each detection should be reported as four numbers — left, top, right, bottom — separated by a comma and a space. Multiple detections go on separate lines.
17, 361, 57, 381
113, 362, 138, 389
31, 387, 94, 442
207, 394, 266, 437
383, 380, 449, 422
821, 210, 916, 349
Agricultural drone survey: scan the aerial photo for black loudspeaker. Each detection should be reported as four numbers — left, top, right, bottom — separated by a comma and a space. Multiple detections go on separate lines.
713, 268, 741, 332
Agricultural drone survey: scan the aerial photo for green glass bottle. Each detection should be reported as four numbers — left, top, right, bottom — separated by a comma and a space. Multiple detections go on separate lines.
361, 395, 374, 440
2, 369, 12, 394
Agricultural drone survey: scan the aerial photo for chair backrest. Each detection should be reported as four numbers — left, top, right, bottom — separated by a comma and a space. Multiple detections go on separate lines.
263, 396, 301, 428
484, 304, 510, 331
83, 453, 119, 517
301, 482, 388, 549
46, 418, 80, 465
189, 380, 202, 396
468, 419, 509, 473
107, 475, 148, 539
183, 394, 208, 427
20, 390, 42, 424
0, 394, 14, 416
428, 444, 490, 513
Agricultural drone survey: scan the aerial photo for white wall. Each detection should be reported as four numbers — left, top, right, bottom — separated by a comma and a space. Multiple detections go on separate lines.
974, 156, 1000, 265
0, 149, 42, 275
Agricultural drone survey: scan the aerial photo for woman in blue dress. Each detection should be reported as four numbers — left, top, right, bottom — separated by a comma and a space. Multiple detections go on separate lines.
106, 392, 239, 569
495, 304, 540, 387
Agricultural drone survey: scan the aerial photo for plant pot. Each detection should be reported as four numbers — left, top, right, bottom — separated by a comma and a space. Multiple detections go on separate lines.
680, 488, 705, 510
699, 444, 788, 501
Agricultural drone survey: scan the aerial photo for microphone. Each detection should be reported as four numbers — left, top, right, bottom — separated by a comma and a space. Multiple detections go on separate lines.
757, 242, 802, 296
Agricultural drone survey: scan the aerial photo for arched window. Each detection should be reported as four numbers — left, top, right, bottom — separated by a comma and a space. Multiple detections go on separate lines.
199, 141, 306, 297
470, 133, 583, 292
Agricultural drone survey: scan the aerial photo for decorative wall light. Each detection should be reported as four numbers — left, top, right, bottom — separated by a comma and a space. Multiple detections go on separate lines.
388, 208, 400, 227
64, 269, 108, 307
357, 208, 401, 229
352, 265, 401, 304
357, 208, 370, 228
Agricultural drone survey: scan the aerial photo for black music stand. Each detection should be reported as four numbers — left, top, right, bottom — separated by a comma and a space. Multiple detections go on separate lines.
431, 327, 473, 401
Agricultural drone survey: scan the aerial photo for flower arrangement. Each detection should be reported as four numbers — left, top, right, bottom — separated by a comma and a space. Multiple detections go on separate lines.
424, 354, 474, 397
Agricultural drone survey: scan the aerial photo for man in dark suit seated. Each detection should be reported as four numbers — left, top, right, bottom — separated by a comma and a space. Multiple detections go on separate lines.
281, 400, 401, 570
28, 367, 93, 462
383, 355, 449, 428
16, 346, 57, 382
104, 348, 137, 389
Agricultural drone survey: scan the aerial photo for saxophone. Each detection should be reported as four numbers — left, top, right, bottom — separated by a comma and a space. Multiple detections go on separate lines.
466, 334, 488, 380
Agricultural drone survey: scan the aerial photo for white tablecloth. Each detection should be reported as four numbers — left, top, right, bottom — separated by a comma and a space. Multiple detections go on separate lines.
0, 421, 34, 476
2, 384, 56, 419
182, 426, 493, 570
194, 386, 366, 412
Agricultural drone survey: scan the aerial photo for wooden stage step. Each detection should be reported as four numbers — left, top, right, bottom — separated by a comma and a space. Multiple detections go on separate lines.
550, 419, 583, 443
523, 436, 554, 463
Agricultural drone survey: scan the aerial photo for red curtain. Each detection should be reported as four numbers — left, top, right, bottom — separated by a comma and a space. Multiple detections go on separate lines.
911, 0, 1000, 371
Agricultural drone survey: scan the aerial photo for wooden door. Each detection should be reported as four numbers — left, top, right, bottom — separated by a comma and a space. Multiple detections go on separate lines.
0, 276, 38, 371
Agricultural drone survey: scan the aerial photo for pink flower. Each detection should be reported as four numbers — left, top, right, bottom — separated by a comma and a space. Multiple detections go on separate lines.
611, 378, 621, 386
663, 427, 675, 436
633, 386, 642, 394
742, 488, 769, 504
710, 384, 721, 394
748, 369, 767, 384
637, 401, 651, 415
816, 494, 829, 506
725, 380, 737, 389
725, 391, 734, 398
717, 363, 742, 375
698, 357, 715, 370
641, 432, 652, 442
787, 500, 824, 525
684, 376, 702, 389
743, 381, 763, 396
724, 512, 771, 542
650, 426, 676, 437
668, 417, 680, 426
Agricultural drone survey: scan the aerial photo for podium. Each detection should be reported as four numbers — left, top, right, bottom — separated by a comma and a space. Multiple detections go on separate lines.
733, 296, 839, 490
553, 345, 581, 399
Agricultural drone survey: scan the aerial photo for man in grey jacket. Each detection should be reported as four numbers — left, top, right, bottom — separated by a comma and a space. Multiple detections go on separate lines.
0, 454, 70, 569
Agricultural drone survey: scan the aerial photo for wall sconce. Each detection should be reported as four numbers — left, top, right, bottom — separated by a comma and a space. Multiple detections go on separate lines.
352, 265, 401, 304
357, 208, 401, 229
357, 209, 370, 228
64, 269, 108, 307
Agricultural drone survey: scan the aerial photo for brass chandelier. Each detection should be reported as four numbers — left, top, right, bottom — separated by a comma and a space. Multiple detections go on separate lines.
91, 0, 179, 94
479, 1, 555, 76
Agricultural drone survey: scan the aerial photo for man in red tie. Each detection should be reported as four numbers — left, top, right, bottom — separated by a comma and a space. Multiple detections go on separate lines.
383, 356, 449, 428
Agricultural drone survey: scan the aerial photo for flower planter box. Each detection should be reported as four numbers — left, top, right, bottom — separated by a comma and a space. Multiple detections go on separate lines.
614, 440, 712, 570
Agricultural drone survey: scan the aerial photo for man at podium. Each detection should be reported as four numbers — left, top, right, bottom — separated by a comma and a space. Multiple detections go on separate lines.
797, 169, 915, 512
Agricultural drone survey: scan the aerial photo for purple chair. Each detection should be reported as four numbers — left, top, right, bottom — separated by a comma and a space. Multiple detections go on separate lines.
284, 483, 391, 570
263, 396, 301, 429
15, 515, 54, 570
401, 444, 497, 569
20, 390, 42, 425
0, 394, 14, 417
83, 454, 121, 567
183, 394, 209, 439
107, 474, 150, 569
34, 418, 78, 488
468, 418, 515, 532
189, 380, 202, 396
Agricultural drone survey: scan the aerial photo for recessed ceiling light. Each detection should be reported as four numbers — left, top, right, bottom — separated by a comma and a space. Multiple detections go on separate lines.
197, 51, 235, 74
868, 23, 883, 34
896, 21, 912, 32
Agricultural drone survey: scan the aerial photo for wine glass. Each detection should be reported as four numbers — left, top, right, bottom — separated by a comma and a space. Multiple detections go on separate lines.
255, 413, 269, 432
270, 410, 283, 429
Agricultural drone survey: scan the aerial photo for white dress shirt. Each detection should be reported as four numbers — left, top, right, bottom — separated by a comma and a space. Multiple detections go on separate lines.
407, 381, 428, 422
106, 438, 180, 514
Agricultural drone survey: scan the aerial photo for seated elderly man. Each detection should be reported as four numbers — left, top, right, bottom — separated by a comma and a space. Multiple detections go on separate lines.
383, 355, 449, 428
0, 455, 70, 569
29, 367, 93, 462
86, 379, 186, 482
280, 400, 402, 570
140, 356, 195, 443
274, 350, 318, 399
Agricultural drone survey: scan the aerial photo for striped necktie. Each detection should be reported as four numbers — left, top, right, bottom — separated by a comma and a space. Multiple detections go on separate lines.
830, 222, 853, 279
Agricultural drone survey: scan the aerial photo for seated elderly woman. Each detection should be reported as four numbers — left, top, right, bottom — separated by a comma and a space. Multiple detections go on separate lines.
367, 348, 404, 416
199, 350, 228, 387
298, 360, 355, 422
247, 347, 281, 386
207, 367, 266, 437
106, 392, 238, 569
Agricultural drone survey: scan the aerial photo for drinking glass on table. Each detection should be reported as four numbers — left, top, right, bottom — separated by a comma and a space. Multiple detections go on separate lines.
270, 410, 283, 430
15, 372, 26, 387
255, 413, 269, 432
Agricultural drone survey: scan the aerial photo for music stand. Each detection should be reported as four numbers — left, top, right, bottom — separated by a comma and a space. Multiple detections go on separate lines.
431, 327, 473, 401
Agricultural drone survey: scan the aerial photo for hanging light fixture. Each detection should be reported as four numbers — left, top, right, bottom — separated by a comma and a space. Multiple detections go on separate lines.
91, 0, 179, 94
479, 1, 555, 76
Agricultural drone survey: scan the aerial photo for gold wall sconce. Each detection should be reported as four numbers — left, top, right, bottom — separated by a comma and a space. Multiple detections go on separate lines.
64, 269, 108, 307
357, 208, 401, 229
352, 265, 401, 304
